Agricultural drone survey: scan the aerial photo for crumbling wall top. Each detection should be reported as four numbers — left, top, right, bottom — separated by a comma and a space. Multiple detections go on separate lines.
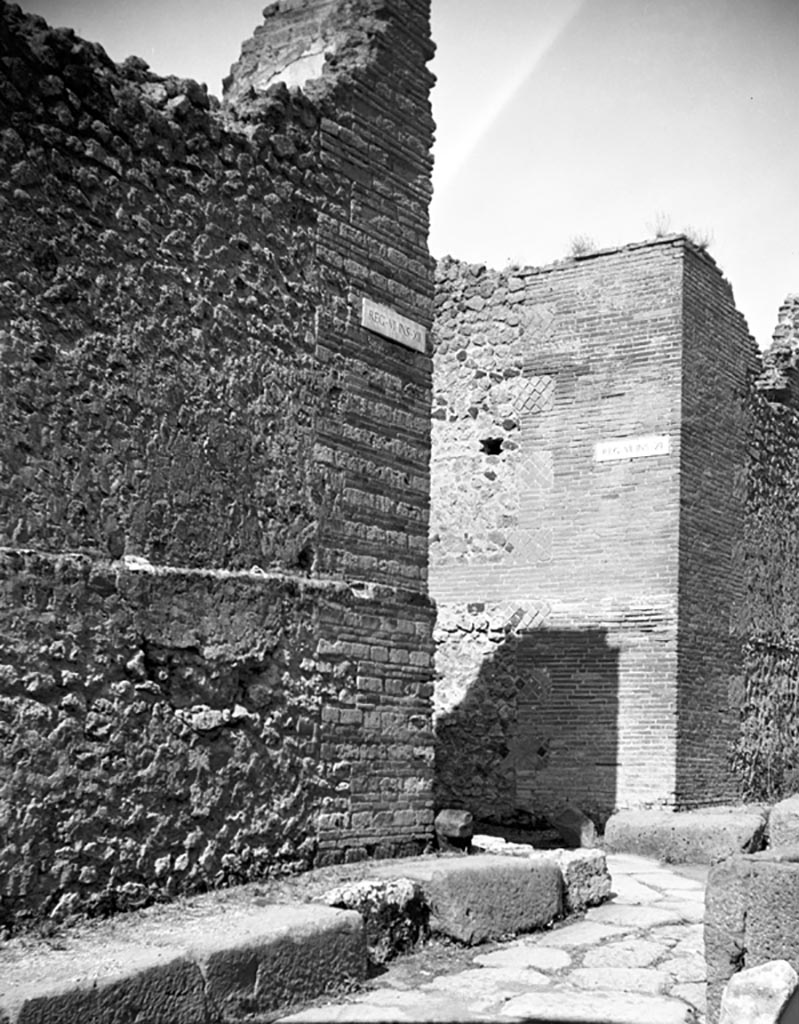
223, 0, 435, 116
758, 295, 799, 404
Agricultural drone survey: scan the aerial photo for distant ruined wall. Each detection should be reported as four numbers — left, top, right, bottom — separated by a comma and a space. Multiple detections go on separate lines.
0, 0, 436, 930
676, 248, 759, 806
734, 295, 799, 800
430, 238, 758, 825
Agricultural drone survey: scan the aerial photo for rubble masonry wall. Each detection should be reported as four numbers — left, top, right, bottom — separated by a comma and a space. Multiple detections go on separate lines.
733, 296, 799, 800
0, 0, 436, 929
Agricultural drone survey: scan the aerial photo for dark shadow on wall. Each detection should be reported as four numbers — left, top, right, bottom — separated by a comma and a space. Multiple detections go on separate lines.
434, 627, 619, 828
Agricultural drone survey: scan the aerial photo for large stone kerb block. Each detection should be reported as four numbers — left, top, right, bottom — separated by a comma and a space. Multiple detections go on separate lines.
424, 857, 562, 944
605, 807, 766, 863
367, 854, 563, 944
768, 795, 799, 847
0, 903, 366, 1024
705, 851, 799, 1023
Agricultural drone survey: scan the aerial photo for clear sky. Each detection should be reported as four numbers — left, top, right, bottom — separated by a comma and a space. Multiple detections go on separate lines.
25, 0, 799, 349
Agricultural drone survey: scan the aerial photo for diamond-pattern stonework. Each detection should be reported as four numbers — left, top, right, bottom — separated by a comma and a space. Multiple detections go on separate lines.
517, 374, 555, 416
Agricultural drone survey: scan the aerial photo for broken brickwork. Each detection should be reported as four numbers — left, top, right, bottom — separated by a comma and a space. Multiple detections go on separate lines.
0, 0, 436, 929
430, 238, 758, 824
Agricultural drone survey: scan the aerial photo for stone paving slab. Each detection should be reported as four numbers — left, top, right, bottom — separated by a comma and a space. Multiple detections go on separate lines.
568, 966, 672, 994
585, 902, 691, 928
533, 919, 634, 947
612, 875, 665, 904
474, 945, 572, 971
498, 988, 695, 1023
582, 937, 667, 968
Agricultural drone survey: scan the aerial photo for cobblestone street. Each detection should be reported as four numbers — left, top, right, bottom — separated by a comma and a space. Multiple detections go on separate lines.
278, 854, 707, 1023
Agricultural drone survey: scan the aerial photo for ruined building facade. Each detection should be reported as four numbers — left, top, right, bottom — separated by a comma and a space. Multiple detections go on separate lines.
430, 239, 760, 824
3, 0, 799, 934
0, 0, 436, 927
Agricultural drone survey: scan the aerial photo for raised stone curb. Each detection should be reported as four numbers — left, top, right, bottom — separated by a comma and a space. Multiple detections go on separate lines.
0, 903, 366, 1024
323, 846, 607, 957
604, 806, 767, 863
367, 854, 562, 944
705, 848, 799, 1023
472, 836, 612, 912
319, 877, 427, 964
768, 794, 799, 847
546, 848, 613, 913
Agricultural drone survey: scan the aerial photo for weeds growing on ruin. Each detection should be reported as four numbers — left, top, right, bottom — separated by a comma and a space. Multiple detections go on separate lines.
568, 234, 596, 257
682, 225, 714, 250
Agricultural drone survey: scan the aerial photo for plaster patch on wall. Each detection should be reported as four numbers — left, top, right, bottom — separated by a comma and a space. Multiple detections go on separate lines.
261, 48, 327, 91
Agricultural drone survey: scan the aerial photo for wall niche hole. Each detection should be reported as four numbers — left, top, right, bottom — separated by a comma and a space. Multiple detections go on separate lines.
296, 544, 315, 574
480, 437, 503, 455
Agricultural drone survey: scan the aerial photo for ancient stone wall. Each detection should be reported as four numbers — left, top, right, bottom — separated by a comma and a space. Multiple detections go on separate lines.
733, 297, 799, 800
430, 238, 758, 825
0, 0, 436, 930
755, 295, 799, 407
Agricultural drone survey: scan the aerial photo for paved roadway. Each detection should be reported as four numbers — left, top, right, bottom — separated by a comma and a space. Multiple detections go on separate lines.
277, 853, 707, 1023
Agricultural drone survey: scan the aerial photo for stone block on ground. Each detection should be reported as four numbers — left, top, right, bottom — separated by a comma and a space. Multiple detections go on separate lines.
0, 902, 366, 1024
551, 848, 613, 912
768, 794, 799, 848
525, 848, 613, 913
705, 849, 799, 1023
0, 958, 207, 1024
548, 804, 597, 848
367, 854, 561, 945
604, 806, 767, 863
719, 960, 799, 1024
704, 854, 751, 1023
424, 856, 562, 944
435, 808, 473, 852
319, 877, 427, 964
471, 839, 612, 913
471, 834, 536, 857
